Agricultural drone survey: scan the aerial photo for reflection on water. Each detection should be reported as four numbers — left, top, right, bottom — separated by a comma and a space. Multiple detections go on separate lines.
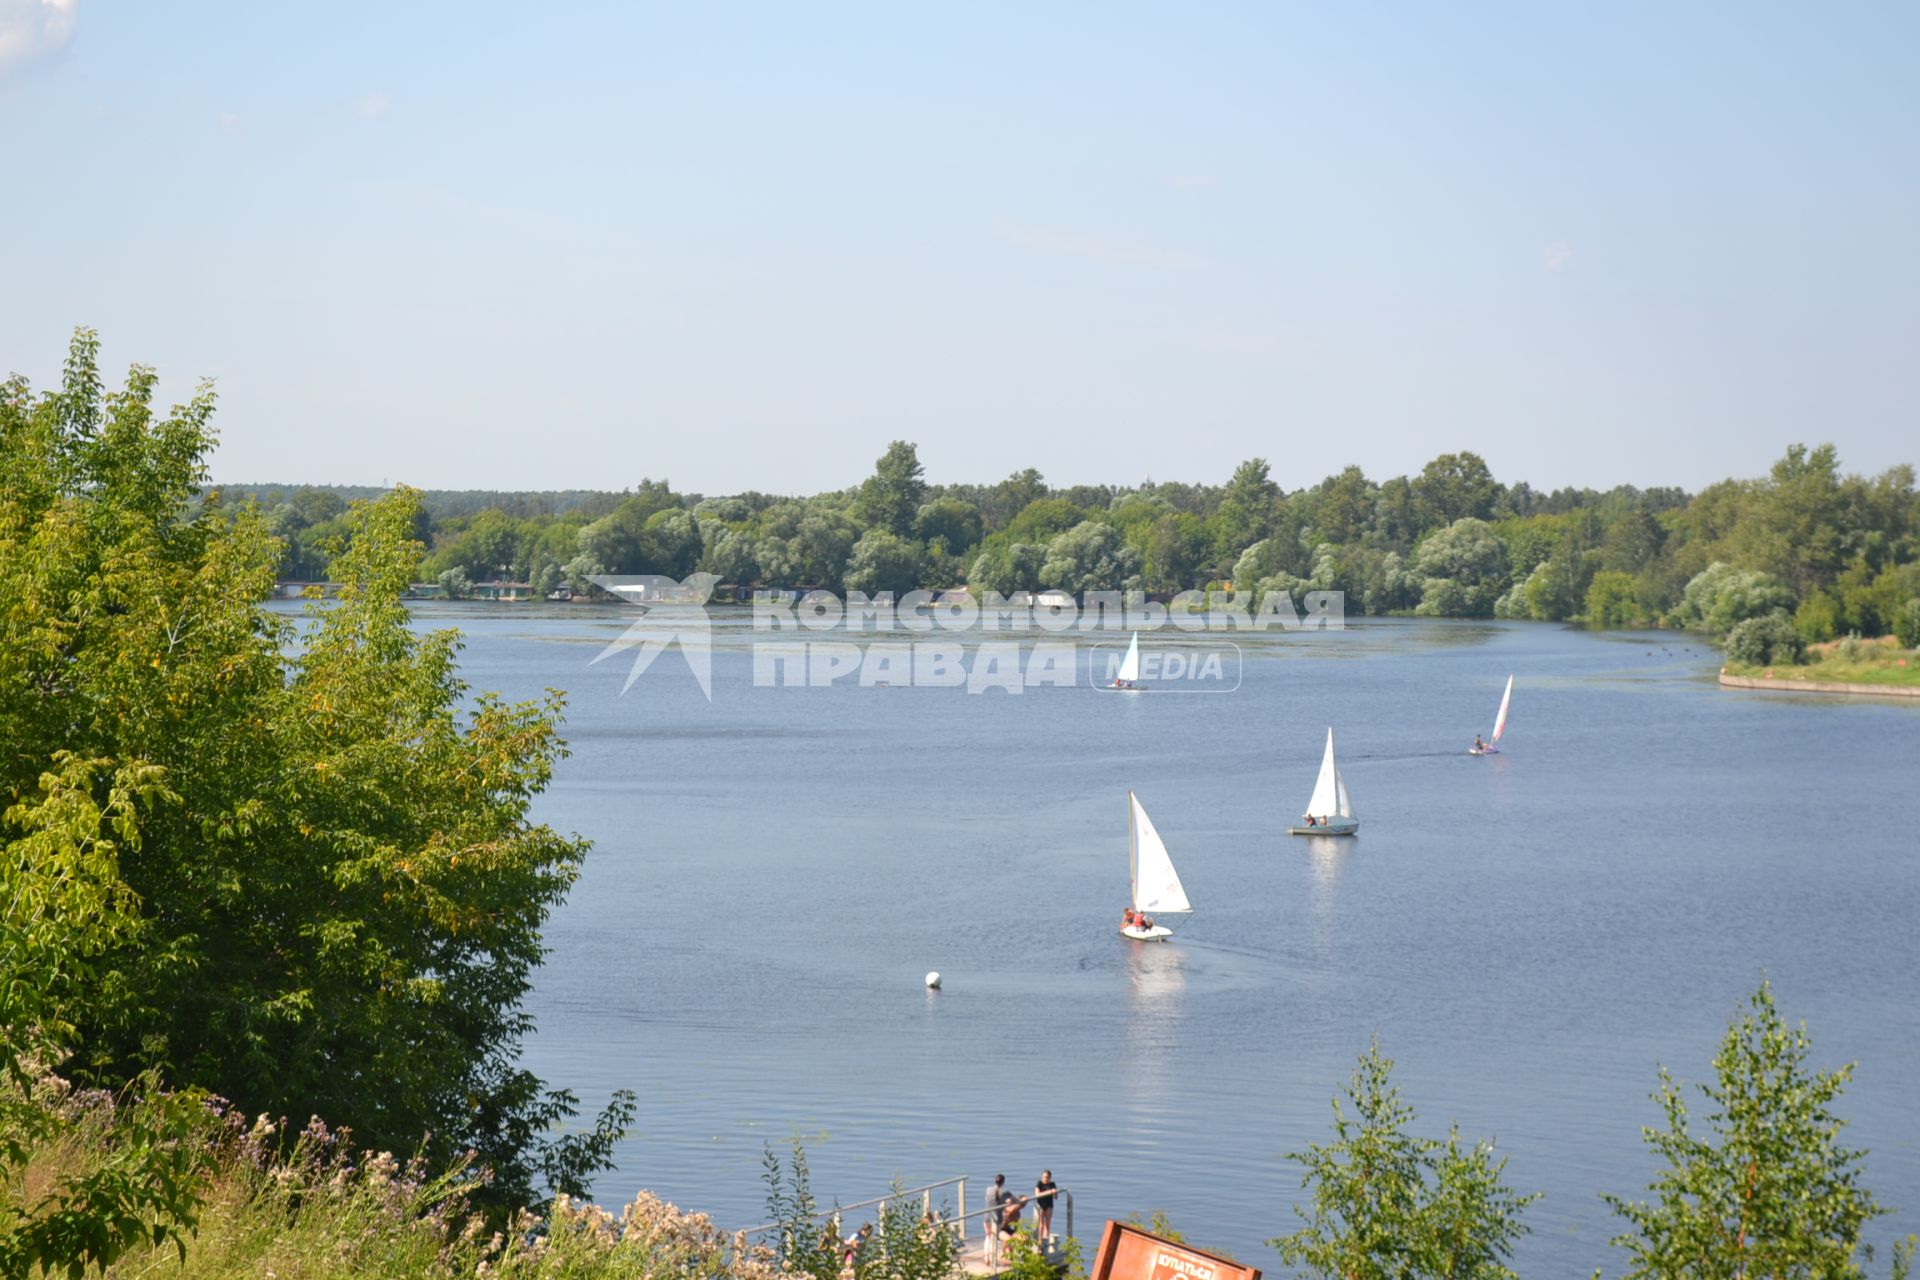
1124, 941, 1188, 1016
1121, 942, 1188, 1131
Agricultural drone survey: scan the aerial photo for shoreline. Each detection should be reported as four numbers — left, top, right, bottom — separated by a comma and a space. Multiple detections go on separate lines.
1718, 671, 1920, 700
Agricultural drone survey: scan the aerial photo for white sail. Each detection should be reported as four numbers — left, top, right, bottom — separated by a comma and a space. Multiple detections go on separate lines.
1490, 674, 1513, 743
1129, 792, 1192, 915
1334, 764, 1354, 819
1115, 632, 1141, 683
1305, 727, 1341, 817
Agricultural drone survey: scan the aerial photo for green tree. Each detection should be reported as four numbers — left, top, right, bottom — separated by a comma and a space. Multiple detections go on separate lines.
1725, 614, 1807, 666
1673, 563, 1796, 635
1604, 983, 1887, 1278
856, 441, 927, 536
1602, 507, 1666, 573
758, 501, 860, 590
1, 756, 214, 1279
1411, 452, 1501, 533
1411, 519, 1511, 617
844, 530, 923, 598
969, 543, 1043, 596
0, 331, 629, 1220
1313, 466, 1375, 546
1270, 1042, 1537, 1279
1233, 537, 1291, 591
438, 565, 473, 598
1794, 592, 1841, 644
1896, 599, 1920, 649
1217, 458, 1281, 552
700, 527, 761, 584
642, 508, 704, 579
913, 497, 984, 556
1142, 512, 1209, 593
981, 468, 1047, 528
1040, 522, 1141, 594
1585, 570, 1641, 626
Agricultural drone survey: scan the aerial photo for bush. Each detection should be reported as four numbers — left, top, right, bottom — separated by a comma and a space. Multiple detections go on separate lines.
1725, 614, 1806, 667
1896, 599, 1920, 650
1673, 563, 1795, 635
1585, 570, 1641, 627
1794, 592, 1840, 644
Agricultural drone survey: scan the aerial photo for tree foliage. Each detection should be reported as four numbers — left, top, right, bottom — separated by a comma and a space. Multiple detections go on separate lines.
1725, 614, 1807, 667
0, 330, 627, 1226
220, 430, 1920, 628
1896, 598, 1920, 650
1270, 1042, 1537, 1279
1603, 982, 1886, 1278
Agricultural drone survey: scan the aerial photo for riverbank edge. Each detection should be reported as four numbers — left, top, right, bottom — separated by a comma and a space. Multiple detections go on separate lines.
1719, 672, 1920, 699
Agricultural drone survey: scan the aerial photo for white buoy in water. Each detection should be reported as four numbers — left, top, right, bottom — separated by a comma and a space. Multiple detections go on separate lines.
925, 971, 942, 990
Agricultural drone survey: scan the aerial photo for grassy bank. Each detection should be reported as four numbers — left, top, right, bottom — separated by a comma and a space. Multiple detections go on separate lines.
3, 1094, 789, 1280
1726, 635, 1920, 688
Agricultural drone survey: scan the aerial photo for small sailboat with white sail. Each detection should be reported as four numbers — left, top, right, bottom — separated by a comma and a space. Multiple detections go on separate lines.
1287, 727, 1358, 836
1469, 675, 1513, 755
1109, 631, 1144, 689
1120, 791, 1191, 941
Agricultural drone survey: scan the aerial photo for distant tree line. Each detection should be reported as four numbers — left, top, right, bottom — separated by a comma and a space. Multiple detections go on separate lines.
229, 441, 1920, 642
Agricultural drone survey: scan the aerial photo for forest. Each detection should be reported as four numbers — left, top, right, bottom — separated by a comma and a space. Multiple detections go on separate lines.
231, 439, 1920, 644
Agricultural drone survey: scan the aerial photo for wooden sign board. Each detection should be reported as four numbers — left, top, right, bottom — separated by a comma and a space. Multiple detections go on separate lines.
1089, 1222, 1261, 1280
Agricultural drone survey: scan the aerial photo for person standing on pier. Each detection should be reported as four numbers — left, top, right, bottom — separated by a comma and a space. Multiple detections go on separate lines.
1033, 1170, 1057, 1241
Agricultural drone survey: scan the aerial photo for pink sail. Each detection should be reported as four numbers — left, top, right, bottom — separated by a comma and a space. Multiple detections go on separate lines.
1491, 674, 1513, 743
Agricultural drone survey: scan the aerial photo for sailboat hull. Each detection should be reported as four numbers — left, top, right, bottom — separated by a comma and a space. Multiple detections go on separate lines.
1119, 924, 1174, 941
1288, 820, 1358, 836
1468, 746, 1500, 756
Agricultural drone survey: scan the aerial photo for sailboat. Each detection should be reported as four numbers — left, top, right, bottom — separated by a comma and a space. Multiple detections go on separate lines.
1120, 791, 1192, 941
1287, 727, 1358, 836
1109, 631, 1144, 689
1469, 675, 1513, 755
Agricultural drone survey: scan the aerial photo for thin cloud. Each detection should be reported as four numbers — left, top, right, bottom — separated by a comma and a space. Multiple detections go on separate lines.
1545, 240, 1574, 272
218, 110, 239, 130
355, 90, 392, 119
992, 217, 1211, 270
0, 0, 78, 83
1162, 175, 1217, 190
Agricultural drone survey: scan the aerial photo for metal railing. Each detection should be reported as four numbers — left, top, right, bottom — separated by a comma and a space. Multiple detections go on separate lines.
958, 1187, 1074, 1271
738, 1177, 1073, 1273
739, 1175, 972, 1248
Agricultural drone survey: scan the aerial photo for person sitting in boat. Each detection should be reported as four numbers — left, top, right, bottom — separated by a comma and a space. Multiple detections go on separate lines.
1135, 911, 1154, 931
1122, 907, 1137, 928
1473, 734, 1487, 753
1305, 813, 1318, 827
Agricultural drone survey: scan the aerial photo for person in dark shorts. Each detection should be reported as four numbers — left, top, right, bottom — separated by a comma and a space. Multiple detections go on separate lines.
1033, 1170, 1058, 1239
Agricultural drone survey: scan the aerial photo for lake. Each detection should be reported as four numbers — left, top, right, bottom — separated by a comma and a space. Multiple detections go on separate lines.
336, 603, 1920, 1272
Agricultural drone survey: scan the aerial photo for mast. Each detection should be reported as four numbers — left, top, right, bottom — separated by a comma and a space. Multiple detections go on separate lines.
1127, 789, 1138, 909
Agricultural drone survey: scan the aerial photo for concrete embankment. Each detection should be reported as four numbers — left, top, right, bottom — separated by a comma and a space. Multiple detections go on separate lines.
1719, 672, 1920, 699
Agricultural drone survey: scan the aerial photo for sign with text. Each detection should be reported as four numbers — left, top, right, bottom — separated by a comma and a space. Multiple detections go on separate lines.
1090, 1222, 1260, 1280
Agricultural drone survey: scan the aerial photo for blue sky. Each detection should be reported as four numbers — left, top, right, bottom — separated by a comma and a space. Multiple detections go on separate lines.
2, 1, 1915, 494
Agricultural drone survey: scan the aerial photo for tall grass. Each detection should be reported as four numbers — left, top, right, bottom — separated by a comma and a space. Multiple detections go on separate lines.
4, 1095, 797, 1280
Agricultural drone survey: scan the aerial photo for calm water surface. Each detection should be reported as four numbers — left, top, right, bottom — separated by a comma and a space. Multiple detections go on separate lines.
342, 605, 1920, 1272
